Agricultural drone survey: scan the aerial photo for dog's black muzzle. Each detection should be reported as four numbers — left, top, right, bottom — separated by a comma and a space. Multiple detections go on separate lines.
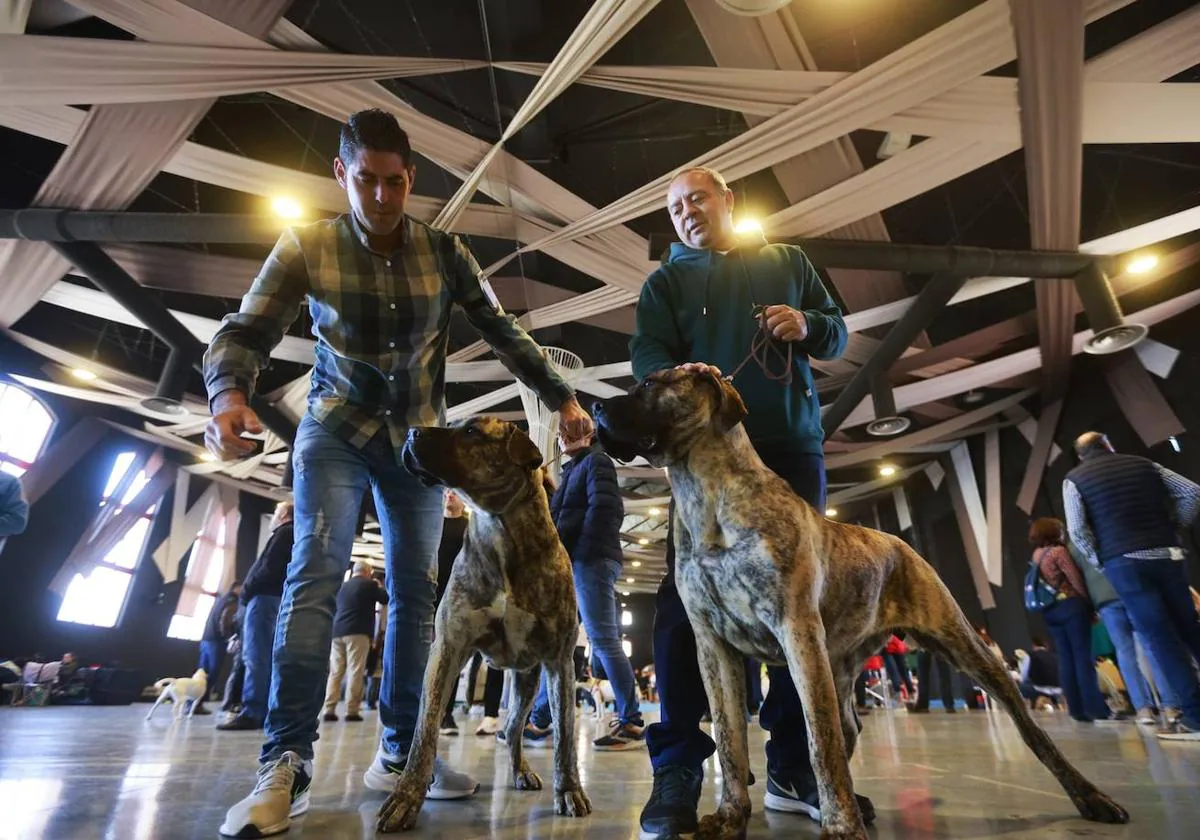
592, 398, 659, 463
401, 428, 447, 488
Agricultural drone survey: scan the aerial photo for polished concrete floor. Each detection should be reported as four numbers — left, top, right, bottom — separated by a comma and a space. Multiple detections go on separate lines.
1, 703, 1198, 839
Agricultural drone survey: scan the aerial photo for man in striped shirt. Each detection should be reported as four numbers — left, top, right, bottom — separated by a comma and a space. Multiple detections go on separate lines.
206, 109, 593, 838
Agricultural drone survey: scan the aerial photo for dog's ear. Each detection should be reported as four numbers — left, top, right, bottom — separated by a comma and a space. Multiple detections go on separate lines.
506, 428, 544, 470
711, 374, 748, 434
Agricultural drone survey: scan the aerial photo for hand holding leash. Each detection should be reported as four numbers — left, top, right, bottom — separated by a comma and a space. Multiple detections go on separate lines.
761, 304, 809, 342
557, 396, 594, 447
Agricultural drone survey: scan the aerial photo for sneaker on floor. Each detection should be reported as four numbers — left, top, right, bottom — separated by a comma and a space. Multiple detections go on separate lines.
344, 713, 363, 723
1136, 707, 1159, 726
322, 712, 337, 723
594, 719, 646, 751
219, 751, 312, 838
362, 749, 480, 799
522, 724, 553, 749
1094, 712, 1132, 724
764, 770, 876, 825
216, 714, 264, 732
475, 716, 501, 736
639, 766, 702, 840
440, 714, 459, 736
467, 704, 484, 718
1157, 720, 1200, 741
1164, 707, 1184, 726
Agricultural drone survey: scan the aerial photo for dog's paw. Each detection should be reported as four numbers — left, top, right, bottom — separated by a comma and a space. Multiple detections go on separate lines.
376, 785, 427, 833
553, 787, 592, 818
513, 769, 542, 791
697, 811, 748, 840
1072, 789, 1129, 824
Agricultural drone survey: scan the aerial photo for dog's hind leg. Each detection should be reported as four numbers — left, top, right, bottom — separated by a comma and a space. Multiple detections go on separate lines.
503, 666, 543, 791
546, 652, 591, 817
377, 636, 470, 833
907, 582, 1129, 825
692, 624, 752, 840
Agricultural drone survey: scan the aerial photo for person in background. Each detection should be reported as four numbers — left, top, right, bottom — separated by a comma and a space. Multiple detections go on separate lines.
219, 602, 246, 720
1064, 431, 1200, 741
197, 581, 242, 715
908, 637, 958, 715
882, 635, 914, 701
464, 652, 505, 736
219, 501, 294, 731
524, 431, 644, 750
1029, 518, 1115, 723
323, 562, 387, 723
1076, 540, 1177, 727
1018, 638, 1063, 710
0, 471, 29, 550
435, 491, 469, 736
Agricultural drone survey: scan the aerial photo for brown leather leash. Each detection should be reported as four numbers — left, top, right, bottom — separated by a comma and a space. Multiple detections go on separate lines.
725, 304, 794, 385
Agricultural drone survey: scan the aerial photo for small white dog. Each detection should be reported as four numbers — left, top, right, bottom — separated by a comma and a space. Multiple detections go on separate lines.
145, 668, 208, 721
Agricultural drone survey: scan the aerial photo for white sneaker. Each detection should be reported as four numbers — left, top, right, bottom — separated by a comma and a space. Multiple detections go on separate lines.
467, 704, 484, 718
475, 716, 501, 736
1136, 707, 1158, 726
219, 751, 312, 838
362, 748, 479, 800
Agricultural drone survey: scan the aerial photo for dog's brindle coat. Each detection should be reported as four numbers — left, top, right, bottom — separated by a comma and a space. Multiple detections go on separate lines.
594, 369, 1128, 840
375, 417, 591, 832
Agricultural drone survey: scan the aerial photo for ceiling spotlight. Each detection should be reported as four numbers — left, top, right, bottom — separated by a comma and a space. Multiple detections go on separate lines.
825, 507, 838, 518
140, 396, 190, 417
733, 218, 763, 237
198, 452, 217, 463
271, 196, 304, 220
1126, 253, 1158, 275
637, 537, 650, 545
961, 389, 986, 405
632, 560, 642, 568
1083, 323, 1149, 356
71, 368, 97, 382
865, 415, 911, 437
647, 507, 662, 517
621, 590, 631, 596
878, 464, 897, 478
626, 577, 635, 584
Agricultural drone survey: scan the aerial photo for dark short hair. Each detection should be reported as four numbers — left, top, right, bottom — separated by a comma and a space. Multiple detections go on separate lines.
1028, 517, 1065, 548
1031, 636, 1047, 648
339, 109, 412, 167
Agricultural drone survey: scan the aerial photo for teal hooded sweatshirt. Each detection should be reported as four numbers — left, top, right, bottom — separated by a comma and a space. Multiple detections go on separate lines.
629, 240, 847, 456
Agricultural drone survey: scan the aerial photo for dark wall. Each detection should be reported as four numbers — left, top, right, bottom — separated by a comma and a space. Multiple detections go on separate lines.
0, 338, 272, 683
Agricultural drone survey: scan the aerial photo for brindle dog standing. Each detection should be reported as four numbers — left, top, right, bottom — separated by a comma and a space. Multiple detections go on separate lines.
375, 418, 591, 832
594, 369, 1128, 840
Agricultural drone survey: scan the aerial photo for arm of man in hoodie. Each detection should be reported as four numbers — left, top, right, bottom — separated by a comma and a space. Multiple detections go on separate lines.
630, 270, 684, 382
792, 249, 848, 361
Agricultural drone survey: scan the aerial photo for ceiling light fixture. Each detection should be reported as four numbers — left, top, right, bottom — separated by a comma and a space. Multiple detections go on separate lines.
825, 508, 838, 518
647, 507, 662, 517
879, 464, 897, 478
733, 218, 763, 237
865, 415, 911, 437
271, 196, 304, 220
1125, 253, 1158, 275
626, 577, 635, 584
632, 561, 642, 568
637, 537, 650, 545
70, 368, 97, 382
198, 452, 217, 463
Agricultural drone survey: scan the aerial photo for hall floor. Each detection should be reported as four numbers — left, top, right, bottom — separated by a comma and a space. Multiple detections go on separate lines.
1, 703, 1197, 840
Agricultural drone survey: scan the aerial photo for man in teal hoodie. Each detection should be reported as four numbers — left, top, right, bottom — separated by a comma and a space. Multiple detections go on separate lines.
631, 166, 871, 838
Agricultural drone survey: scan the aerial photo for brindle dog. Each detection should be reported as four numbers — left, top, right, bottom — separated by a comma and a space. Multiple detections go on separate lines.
593, 369, 1128, 840
375, 417, 591, 832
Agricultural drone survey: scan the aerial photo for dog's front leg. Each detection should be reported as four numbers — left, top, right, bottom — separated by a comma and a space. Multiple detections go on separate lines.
783, 615, 865, 840
376, 635, 468, 833
503, 666, 544, 791
693, 624, 752, 840
546, 653, 592, 818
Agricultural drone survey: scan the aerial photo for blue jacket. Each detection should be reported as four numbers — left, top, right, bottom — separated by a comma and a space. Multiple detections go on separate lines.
550, 444, 624, 566
630, 240, 847, 455
0, 472, 29, 538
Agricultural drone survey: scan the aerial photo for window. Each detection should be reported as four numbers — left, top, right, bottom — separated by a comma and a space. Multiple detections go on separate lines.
168, 509, 236, 641
0, 382, 55, 477
56, 452, 155, 628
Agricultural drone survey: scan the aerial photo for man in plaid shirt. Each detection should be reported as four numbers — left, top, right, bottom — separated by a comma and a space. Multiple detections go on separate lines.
206, 109, 593, 838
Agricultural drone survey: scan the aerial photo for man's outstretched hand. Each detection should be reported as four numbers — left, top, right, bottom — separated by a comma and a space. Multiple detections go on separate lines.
204, 391, 264, 460
676, 362, 723, 377
557, 396, 594, 447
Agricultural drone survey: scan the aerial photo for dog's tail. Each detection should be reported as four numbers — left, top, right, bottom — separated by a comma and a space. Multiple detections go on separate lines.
153, 678, 176, 691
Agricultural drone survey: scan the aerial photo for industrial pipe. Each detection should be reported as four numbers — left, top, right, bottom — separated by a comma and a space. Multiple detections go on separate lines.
1073, 262, 1148, 355
2, 209, 287, 245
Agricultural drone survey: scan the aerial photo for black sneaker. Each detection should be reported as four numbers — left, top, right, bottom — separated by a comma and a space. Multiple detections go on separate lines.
764, 770, 875, 825
345, 713, 363, 722
322, 712, 338, 723
216, 714, 263, 732
639, 766, 702, 839
440, 713, 459, 736
594, 718, 646, 751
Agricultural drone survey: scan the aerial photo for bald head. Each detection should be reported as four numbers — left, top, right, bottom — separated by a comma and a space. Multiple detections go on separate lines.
1074, 431, 1114, 460
354, 561, 375, 577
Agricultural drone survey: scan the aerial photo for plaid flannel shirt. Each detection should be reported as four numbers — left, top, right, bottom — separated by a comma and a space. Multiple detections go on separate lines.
203, 214, 574, 451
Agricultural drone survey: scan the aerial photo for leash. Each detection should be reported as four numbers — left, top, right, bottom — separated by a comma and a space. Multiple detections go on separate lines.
725, 304, 794, 386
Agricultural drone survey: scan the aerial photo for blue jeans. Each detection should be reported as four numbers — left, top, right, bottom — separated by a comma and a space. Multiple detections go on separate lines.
198, 640, 225, 697
647, 450, 824, 776
261, 415, 444, 762
241, 595, 281, 722
1097, 600, 1176, 711
530, 558, 642, 728
1102, 556, 1200, 727
1042, 596, 1110, 720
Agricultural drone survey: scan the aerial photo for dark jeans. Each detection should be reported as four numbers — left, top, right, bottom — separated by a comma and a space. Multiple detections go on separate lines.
1103, 555, 1200, 727
914, 651, 955, 710
646, 450, 825, 776
460, 653, 504, 718
221, 647, 245, 712
241, 595, 281, 722
746, 659, 763, 715
883, 652, 913, 696
198, 640, 226, 701
1042, 596, 1109, 720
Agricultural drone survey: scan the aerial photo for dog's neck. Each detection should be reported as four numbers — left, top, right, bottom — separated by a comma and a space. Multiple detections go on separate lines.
667, 425, 771, 549
467, 477, 558, 557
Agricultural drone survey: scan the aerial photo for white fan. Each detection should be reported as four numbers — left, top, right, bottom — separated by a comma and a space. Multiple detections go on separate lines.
514, 347, 583, 481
